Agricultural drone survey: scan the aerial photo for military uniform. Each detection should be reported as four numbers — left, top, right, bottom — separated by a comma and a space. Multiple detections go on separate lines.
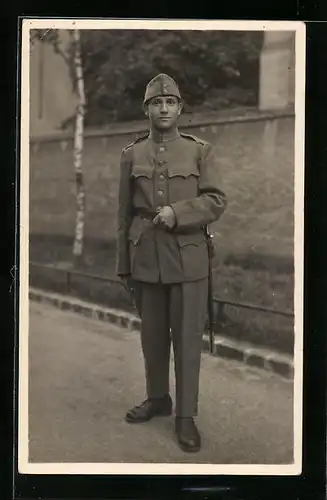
116, 74, 227, 431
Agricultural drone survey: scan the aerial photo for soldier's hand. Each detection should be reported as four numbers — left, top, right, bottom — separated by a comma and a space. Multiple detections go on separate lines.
121, 275, 135, 293
153, 206, 176, 229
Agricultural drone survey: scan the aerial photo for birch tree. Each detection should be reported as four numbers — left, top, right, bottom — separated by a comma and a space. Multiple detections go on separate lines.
30, 29, 86, 264
70, 29, 86, 264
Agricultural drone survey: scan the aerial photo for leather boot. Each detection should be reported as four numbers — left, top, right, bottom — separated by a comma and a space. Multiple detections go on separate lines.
125, 395, 172, 423
175, 417, 201, 452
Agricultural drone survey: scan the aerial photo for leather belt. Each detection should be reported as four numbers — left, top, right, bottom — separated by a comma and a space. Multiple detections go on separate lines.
134, 210, 157, 221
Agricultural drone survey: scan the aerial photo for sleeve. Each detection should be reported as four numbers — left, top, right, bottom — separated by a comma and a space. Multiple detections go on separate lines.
170, 142, 227, 230
115, 147, 133, 277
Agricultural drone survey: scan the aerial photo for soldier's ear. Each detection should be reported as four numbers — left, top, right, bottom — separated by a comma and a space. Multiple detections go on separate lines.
178, 100, 183, 115
143, 104, 149, 117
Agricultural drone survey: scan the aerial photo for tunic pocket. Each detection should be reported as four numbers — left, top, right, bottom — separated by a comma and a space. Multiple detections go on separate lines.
176, 232, 205, 247
132, 164, 153, 179
176, 231, 209, 280
128, 217, 156, 280
128, 218, 144, 276
167, 163, 199, 179
128, 217, 149, 245
167, 164, 200, 203
131, 164, 154, 206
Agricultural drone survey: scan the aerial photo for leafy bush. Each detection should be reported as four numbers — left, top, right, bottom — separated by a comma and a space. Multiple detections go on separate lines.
80, 30, 263, 125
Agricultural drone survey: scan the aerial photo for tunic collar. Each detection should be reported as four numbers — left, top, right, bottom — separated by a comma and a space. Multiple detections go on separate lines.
148, 127, 180, 143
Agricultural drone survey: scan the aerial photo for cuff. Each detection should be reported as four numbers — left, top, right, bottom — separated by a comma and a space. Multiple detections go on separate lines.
168, 205, 178, 229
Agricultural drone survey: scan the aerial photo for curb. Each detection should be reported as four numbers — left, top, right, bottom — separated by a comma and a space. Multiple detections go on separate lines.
29, 287, 294, 380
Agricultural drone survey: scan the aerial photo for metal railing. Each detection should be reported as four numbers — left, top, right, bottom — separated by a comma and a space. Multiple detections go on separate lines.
29, 261, 294, 319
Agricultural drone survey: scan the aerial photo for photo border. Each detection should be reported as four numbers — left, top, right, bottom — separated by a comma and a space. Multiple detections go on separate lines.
19, 17, 305, 477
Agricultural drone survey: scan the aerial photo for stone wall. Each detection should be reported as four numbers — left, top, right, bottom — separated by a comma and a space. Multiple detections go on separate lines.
29, 108, 295, 262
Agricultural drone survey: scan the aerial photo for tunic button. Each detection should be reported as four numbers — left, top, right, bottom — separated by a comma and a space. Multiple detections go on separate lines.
159, 146, 165, 152
159, 174, 165, 180
158, 160, 164, 166
158, 190, 164, 196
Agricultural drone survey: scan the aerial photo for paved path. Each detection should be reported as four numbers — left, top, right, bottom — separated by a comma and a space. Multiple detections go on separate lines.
28, 301, 294, 465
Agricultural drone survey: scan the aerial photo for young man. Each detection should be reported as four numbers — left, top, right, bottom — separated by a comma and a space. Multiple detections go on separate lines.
116, 73, 227, 453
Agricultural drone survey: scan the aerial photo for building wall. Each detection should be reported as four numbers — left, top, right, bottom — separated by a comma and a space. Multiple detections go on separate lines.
30, 30, 78, 135
29, 109, 295, 261
28, 30, 296, 264
259, 31, 295, 110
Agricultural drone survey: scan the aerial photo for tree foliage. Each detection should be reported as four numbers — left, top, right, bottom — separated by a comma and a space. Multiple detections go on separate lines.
30, 29, 263, 126
81, 30, 263, 125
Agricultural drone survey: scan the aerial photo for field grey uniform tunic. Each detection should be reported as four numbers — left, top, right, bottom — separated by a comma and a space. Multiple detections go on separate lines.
116, 128, 227, 417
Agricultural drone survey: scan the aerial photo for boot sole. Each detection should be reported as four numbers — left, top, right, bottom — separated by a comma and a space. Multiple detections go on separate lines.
176, 440, 201, 453
125, 409, 172, 424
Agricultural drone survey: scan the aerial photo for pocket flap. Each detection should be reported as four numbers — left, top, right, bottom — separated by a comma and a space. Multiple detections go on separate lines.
177, 232, 206, 247
132, 164, 153, 179
168, 164, 199, 178
128, 218, 144, 245
128, 217, 152, 245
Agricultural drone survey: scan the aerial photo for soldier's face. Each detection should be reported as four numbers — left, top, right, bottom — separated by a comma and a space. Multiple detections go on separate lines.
145, 96, 182, 130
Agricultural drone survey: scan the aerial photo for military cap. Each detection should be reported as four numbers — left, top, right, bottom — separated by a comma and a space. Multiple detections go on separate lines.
143, 73, 181, 104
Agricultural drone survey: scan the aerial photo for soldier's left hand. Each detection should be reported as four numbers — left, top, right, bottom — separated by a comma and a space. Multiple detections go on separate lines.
153, 206, 176, 229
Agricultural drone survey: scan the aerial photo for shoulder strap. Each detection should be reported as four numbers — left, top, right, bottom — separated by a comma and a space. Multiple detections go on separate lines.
180, 132, 208, 146
122, 133, 149, 153
180, 132, 211, 176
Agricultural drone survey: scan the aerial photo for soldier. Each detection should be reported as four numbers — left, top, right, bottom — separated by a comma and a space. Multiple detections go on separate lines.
116, 73, 227, 453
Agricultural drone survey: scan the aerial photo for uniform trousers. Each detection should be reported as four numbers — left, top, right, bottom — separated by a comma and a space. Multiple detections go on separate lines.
134, 278, 208, 418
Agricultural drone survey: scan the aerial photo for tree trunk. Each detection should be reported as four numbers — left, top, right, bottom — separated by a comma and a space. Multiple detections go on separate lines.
71, 29, 86, 265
